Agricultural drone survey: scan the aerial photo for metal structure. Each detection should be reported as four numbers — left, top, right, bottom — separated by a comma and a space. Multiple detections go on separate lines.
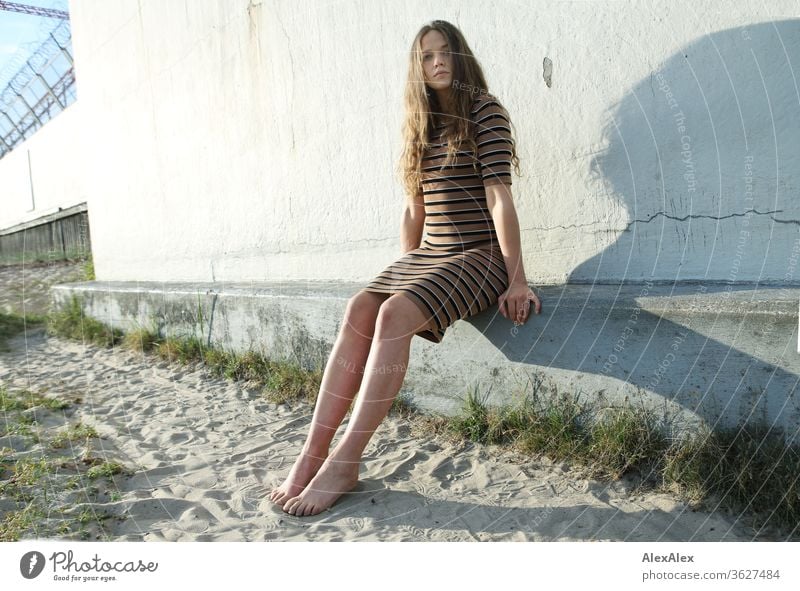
0, 1, 73, 160
0, 1, 68, 19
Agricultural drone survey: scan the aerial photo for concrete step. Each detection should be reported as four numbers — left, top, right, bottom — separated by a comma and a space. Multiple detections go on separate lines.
50, 280, 800, 442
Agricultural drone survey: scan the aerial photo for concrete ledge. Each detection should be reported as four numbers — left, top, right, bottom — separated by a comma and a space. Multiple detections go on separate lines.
50, 280, 800, 443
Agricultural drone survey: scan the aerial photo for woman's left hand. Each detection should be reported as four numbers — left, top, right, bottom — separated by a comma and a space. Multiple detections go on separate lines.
498, 282, 542, 325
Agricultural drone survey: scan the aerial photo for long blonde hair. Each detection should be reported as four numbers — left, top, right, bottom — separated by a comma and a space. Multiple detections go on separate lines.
398, 20, 521, 206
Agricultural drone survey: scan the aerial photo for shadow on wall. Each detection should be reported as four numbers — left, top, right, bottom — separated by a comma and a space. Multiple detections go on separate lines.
480, 21, 800, 439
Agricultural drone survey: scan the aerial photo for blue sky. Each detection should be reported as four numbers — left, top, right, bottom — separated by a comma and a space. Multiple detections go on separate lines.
0, 0, 69, 88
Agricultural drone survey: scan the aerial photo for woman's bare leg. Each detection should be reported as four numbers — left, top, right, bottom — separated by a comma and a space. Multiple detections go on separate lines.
268, 290, 390, 506
283, 293, 433, 516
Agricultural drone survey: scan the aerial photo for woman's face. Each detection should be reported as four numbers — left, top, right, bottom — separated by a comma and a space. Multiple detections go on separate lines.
420, 30, 453, 91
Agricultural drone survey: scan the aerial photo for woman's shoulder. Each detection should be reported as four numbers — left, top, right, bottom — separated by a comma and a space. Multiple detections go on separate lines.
470, 92, 509, 120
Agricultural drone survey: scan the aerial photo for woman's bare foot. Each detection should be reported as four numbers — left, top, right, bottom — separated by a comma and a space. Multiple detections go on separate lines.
268, 447, 328, 506
282, 452, 360, 516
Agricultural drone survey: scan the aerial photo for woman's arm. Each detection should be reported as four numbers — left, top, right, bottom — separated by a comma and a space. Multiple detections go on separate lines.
485, 182, 542, 322
400, 192, 425, 254
486, 183, 527, 286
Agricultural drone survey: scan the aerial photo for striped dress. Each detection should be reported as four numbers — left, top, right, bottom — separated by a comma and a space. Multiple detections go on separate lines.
362, 92, 514, 343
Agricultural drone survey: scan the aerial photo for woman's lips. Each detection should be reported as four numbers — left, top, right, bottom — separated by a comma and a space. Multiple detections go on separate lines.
434, 71, 448, 78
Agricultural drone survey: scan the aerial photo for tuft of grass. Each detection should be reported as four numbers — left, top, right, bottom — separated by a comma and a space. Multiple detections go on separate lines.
156, 334, 205, 364
193, 343, 324, 405
0, 385, 70, 413
49, 422, 99, 449
662, 426, 726, 501
585, 405, 669, 480
0, 386, 72, 444
2, 414, 40, 442
7, 455, 51, 487
389, 392, 419, 420
446, 384, 495, 443
86, 462, 127, 479
444, 387, 594, 462
511, 392, 591, 463
81, 255, 95, 281
86, 461, 125, 479
46, 294, 123, 348
261, 361, 323, 405
206, 348, 273, 382
122, 327, 163, 354
0, 499, 48, 540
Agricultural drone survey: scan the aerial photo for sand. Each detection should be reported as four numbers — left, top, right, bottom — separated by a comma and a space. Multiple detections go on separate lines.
1, 322, 783, 542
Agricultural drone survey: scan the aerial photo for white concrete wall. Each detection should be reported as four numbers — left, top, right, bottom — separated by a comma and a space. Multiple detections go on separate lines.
5, 0, 799, 284
0, 103, 87, 228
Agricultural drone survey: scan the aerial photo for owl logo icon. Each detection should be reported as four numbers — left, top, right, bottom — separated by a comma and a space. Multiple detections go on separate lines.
20, 551, 46, 579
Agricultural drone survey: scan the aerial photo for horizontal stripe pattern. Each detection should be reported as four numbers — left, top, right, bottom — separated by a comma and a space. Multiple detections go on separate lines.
473, 99, 514, 187
363, 93, 513, 343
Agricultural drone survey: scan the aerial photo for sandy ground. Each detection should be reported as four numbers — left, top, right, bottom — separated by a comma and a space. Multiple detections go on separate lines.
1, 321, 780, 541
1, 260, 788, 541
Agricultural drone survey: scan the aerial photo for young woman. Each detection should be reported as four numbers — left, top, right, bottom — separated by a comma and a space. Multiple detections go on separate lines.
269, 20, 541, 516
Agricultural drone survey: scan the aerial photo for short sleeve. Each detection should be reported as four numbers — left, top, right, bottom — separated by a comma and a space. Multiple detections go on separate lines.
474, 97, 514, 187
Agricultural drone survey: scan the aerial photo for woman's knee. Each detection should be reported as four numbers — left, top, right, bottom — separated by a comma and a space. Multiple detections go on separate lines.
374, 294, 431, 339
342, 290, 386, 335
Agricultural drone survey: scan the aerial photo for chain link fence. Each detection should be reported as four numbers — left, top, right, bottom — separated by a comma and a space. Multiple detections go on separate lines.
0, 18, 75, 160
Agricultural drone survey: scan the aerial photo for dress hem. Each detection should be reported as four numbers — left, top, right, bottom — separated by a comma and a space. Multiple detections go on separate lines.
361, 286, 444, 344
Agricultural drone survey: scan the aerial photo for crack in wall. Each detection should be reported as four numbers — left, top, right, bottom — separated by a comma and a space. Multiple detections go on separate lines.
624, 208, 800, 231
523, 208, 796, 234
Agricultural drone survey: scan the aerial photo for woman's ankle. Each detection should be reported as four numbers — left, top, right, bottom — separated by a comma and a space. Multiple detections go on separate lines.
300, 442, 330, 459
